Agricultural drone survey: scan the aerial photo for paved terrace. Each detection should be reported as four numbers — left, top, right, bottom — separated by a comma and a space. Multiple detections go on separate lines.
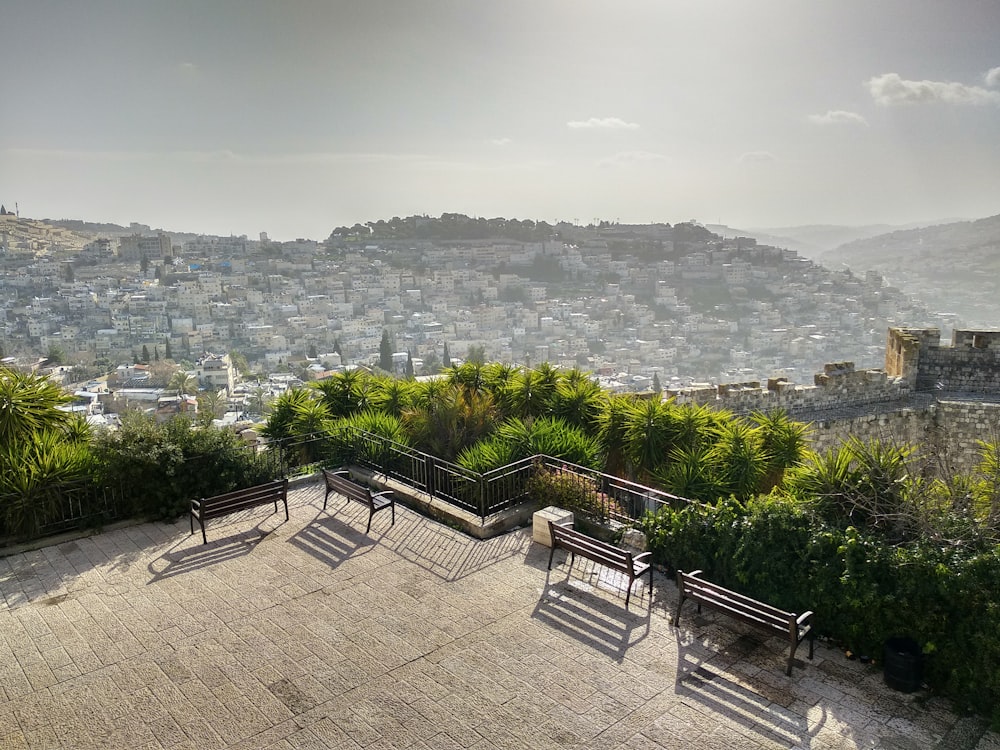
1, 481, 997, 750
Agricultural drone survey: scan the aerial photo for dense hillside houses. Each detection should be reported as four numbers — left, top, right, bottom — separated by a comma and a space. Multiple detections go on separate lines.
0, 214, 947, 393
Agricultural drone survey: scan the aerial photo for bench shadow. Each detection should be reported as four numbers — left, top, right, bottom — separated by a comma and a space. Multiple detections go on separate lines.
287, 511, 377, 569
147, 527, 268, 582
672, 627, 825, 748
531, 567, 651, 662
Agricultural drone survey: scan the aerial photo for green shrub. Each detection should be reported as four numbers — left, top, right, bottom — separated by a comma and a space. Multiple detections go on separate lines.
640, 494, 1000, 729
526, 465, 623, 522
92, 413, 275, 520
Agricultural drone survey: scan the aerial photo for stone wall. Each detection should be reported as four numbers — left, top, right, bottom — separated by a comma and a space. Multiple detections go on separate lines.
933, 400, 1000, 476
806, 405, 934, 460
667, 327, 1000, 476
667, 362, 910, 418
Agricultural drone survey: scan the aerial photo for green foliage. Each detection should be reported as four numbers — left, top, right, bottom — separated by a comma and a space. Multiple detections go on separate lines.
92, 413, 275, 520
456, 416, 602, 474
640, 492, 1000, 729
328, 410, 410, 469
527, 466, 623, 522
0, 368, 73, 445
0, 430, 95, 538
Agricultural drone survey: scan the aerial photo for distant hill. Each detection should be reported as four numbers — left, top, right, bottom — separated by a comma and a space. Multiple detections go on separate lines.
820, 214, 1000, 327
705, 221, 957, 259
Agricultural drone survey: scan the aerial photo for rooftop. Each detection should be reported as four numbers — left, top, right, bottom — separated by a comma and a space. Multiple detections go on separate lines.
1, 481, 997, 749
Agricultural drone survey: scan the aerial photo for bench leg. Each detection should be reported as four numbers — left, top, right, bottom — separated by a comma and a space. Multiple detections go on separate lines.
390, 503, 395, 526
366, 511, 373, 535
282, 498, 289, 522
648, 566, 654, 600
671, 593, 686, 627
190, 512, 194, 536
200, 519, 208, 545
547, 543, 557, 571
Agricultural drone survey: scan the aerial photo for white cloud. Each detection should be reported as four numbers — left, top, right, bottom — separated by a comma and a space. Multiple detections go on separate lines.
985, 67, 1000, 87
597, 151, 669, 167
488, 137, 512, 146
738, 151, 776, 164
867, 72, 1000, 105
566, 117, 640, 130
807, 110, 868, 126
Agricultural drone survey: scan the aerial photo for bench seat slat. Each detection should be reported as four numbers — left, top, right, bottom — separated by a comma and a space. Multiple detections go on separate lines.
190, 479, 288, 544
673, 569, 814, 676
547, 521, 653, 609
322, 468, 395, 535
682, 580, 793, 621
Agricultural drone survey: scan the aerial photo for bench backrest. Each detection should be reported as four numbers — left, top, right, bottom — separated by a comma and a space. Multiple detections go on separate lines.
679, 571, 795, 632
195, 478, 287, 520
323, 469, 372, 504
550, 522, 634, 568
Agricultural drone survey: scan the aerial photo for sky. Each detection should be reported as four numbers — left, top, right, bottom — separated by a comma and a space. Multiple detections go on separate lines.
2, 0, 999, 241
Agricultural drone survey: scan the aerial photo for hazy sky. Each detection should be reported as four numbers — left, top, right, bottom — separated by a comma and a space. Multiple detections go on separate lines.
2, 1, 999, 240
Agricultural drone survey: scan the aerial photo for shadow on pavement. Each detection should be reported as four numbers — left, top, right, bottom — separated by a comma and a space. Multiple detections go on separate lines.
673, 627, 823, 748
531, 567, 651, 662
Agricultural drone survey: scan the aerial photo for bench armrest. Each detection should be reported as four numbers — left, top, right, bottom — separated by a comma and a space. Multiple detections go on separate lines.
796, 610, 814, 626
371, 490, 394, 499
633, 552, 652, 563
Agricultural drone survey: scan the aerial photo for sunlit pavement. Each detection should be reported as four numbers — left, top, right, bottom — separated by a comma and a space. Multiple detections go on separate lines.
2, 481, 997, 750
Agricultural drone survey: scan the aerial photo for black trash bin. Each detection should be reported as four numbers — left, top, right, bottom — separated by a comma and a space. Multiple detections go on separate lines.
883, 636, 922, 692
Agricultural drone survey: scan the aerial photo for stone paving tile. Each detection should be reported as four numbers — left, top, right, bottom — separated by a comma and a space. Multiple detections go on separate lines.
1, 480, 998, 749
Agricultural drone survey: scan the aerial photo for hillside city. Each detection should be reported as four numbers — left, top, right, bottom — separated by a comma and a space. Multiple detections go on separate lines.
0, 208, 948, 425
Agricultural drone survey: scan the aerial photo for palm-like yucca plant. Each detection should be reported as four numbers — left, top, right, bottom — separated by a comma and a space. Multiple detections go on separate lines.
482, 362, 519, 397
972, 439, 1000, 530
446, 361, 488, 396
500, 366, 559, 421
595, 394, 633, 478
709, 419, 770, 501
0, 430, 94, 538
751, 409, 812, 491
622, 396, 678, 481
552, 377, 606, 432
0, 368, 73, 445
654, 444, 724, 502
331, 410, 411, 470
261, 387, 316, 442
785, 446, 856, 511
672, 403, 719, 453
310, 368, 370, 418
371, 377, 415, 417
402, 385, 497, 461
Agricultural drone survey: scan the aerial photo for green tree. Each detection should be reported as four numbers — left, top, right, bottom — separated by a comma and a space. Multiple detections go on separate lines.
442, 342, 452, 369
228, 350, 249, 376
168, 370, 198, 395
652, 372, 661, 393
141, 344, 150, 363
466, 344, 486, 365
379, 329, 394, 372
45, 346, 66, 365
164, 338, 173, 360
405, 350, 414, 379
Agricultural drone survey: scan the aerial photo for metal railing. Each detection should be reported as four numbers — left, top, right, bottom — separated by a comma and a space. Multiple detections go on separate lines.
275, 427, 691, 523
2, 426, 692, 546
0, 480, 127, 542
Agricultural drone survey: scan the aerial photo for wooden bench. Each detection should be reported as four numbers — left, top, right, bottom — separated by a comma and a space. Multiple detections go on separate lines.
547, 521, 653, 609
672, 569, 814, 675
190, 478, 288, 544
322, 469, 395, 534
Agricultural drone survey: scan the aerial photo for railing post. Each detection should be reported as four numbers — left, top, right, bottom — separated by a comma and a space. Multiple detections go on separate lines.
425, 454, 436, 497
478, 475, 487, 522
